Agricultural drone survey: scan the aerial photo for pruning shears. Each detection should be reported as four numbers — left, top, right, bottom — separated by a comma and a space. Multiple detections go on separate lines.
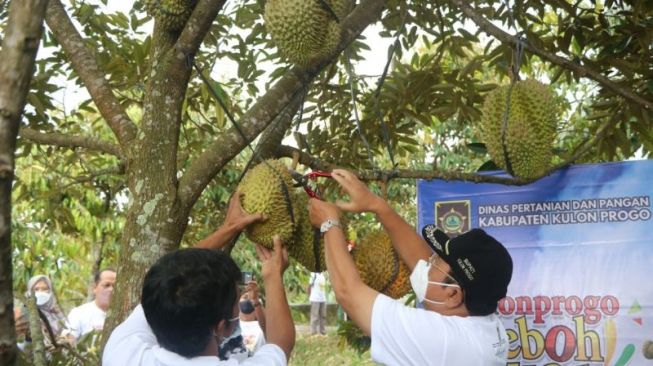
290, 170, 332, 199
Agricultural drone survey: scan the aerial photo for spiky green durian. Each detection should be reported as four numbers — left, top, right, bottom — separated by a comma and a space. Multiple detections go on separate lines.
237, 160, 297, 248
288, 191, 326, 272
480, 79, 558, 179
264, 0, 351, 66
352, 230, 410, 298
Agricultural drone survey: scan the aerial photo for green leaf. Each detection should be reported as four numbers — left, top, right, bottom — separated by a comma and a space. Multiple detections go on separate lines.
467, 142, 487, 154
477, 160, 500, 172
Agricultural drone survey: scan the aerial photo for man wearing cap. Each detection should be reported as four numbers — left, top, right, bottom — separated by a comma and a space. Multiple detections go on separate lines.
308, 169, 513, 366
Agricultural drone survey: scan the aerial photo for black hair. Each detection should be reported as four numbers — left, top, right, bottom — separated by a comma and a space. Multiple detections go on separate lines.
142, 248, 241, 357
94, 268, 116, 284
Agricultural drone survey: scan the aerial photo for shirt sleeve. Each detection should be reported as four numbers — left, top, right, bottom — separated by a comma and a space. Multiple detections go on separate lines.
66, 308, 82, 340
102, 305, 157, 366
370, 294, 446, 366
242, 344, 286, 366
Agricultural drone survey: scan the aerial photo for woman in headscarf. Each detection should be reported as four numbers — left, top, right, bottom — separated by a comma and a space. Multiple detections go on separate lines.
22, 275, 69, 350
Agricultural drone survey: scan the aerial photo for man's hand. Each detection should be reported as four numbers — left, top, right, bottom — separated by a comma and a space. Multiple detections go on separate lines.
224, 192, 267, 232
308, 198, 341, 228
331, 169, 385, 213
255, 235, 289, 280
257, 235, 295, 359
195, 192, 266, 249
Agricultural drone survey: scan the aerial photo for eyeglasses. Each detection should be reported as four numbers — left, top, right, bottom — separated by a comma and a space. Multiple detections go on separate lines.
428, 254, 460, 285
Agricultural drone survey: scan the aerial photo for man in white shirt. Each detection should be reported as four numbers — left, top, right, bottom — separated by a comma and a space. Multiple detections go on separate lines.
67, 268, 116, 340
308, 169, 513, 366
307, 272, 328, 335
103, 193, 295, 366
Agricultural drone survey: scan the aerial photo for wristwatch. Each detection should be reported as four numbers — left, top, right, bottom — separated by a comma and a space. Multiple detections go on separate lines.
320, 219, 341, 234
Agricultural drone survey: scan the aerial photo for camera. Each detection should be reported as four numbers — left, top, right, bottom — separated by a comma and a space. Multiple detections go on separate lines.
242, 271, 253, 284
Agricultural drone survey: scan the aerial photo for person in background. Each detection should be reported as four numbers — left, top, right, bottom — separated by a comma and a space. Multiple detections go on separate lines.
307, 272, 328, 336
15, 275, 69, 352
239, 279, 266, 354
66, 268, 116, 341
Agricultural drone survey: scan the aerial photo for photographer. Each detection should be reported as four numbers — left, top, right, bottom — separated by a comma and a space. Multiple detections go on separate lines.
239, 277, 266, 353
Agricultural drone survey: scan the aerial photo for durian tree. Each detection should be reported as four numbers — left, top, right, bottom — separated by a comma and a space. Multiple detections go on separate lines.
1, 0, 652, 355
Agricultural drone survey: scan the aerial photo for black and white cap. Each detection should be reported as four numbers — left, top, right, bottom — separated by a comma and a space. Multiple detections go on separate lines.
422, 225, 513, 314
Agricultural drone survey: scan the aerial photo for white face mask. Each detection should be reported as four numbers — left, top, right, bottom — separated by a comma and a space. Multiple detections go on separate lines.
410, 259, 460, 305
34, 291, 52, 306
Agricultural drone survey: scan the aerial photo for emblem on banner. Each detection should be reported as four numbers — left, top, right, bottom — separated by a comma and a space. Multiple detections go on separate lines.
435, 200, 470, 236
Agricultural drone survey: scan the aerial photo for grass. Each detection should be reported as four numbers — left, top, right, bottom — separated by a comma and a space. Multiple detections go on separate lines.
289, 332, 376, 366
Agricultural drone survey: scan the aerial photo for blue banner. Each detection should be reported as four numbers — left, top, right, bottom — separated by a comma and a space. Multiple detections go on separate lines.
417, 160, 653, 365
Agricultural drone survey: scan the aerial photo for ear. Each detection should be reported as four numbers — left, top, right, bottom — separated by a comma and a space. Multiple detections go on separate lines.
444, 286, 465, 308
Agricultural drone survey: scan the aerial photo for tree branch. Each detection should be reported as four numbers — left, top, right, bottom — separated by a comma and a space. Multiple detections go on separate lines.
0, 0, 49, 363
25, 296, 47, 366
178, 0, 389, 210
174, 0, 228, 60
449, 0, 653, 110
275, 142, 602, 186
45, 0, 138, 144
275, 145, 522, 184
57, 164, 125, 190
253, 93, 303, 160
19, 127, 122, 157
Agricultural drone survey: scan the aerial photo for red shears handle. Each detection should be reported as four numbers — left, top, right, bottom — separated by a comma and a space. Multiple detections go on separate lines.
302, 171, 332, 199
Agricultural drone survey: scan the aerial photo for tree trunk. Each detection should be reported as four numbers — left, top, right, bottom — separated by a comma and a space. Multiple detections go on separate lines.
0, 1, 49, 365
101, 21, 192, 342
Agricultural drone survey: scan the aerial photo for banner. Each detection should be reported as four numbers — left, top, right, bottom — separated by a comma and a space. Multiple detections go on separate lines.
417, 160, 653, 365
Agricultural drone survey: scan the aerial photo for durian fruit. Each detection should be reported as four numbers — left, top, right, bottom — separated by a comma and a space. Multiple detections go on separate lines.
288, 190, 353, 272
480, 79, 558, 179
383, 258, 411, 299
143, 0, 197, 32
288, 191, 326, 272
264, 0, 351, 66
237, 159, 298, 249
352, 230, 411, 299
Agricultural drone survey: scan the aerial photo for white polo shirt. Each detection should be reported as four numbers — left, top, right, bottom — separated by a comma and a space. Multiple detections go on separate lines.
67, 301, 107, 340
371, 294, 509, 366
103, 305, 286, 366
